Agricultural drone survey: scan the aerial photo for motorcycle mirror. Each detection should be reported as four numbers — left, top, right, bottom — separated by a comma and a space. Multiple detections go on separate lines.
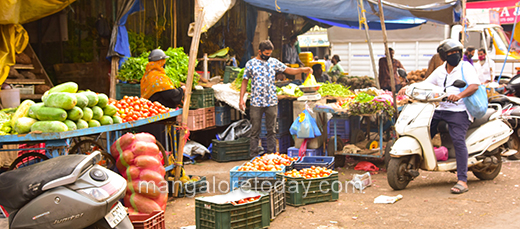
451, 80, 466, 88
397, 68, 407, 78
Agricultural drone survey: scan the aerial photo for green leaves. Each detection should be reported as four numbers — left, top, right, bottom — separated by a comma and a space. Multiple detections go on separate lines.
317, 82, 353, 97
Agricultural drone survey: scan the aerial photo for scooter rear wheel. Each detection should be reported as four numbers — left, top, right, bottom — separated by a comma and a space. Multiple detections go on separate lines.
473, 156, 502, 180
387, 156, 412, 190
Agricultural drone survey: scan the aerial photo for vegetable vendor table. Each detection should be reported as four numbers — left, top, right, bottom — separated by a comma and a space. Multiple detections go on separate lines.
314, 106, 396, 167
0, 109, 183, 160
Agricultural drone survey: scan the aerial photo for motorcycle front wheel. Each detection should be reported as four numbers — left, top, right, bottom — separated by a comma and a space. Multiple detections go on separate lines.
473, 156, 502, 180
387, 156, 412, 190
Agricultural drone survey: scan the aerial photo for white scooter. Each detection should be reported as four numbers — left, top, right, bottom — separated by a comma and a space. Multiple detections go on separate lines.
387, 80, 517, 190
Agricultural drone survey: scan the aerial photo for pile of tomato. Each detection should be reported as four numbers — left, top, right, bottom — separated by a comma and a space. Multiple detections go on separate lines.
227, 196, 261, 205
109, 96, 171, 122
283, 166, 333, 179
237, 153, 298, 172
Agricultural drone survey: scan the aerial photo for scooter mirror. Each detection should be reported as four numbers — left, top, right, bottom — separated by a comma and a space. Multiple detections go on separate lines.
452, 80, 466, 88
397, 68, 407, 78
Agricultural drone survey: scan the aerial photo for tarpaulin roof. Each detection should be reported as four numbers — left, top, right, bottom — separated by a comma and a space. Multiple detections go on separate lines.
242, 0, 461, 30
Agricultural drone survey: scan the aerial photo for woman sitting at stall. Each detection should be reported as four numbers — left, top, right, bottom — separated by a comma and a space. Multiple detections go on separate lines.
328, 54, 345, 81
140, 49, 185, 108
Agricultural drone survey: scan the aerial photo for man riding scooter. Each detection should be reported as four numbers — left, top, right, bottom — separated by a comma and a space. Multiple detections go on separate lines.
399, 39, 480, 194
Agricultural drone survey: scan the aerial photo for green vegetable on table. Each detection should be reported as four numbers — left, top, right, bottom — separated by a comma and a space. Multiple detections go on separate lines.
277, 83, 304, 97
354, 92, 374, 103
232, 68, 251, 92
317, 82, 353, 97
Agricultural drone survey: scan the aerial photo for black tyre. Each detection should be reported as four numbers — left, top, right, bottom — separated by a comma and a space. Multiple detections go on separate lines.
8, 153, 49, 170
69, 140, 116, 170
350, 129, 365, 144
384, 140, 394, 169
507, 132, 520, 160
387, 157, 412, 190
473, 156, 502, 180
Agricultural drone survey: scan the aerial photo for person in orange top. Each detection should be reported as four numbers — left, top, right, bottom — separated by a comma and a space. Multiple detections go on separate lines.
140, 49, 185, 108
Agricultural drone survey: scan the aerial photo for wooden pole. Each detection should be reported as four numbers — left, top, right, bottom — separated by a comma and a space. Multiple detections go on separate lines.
170, 0, 173, 47
110, 57, 119, 99
359, 0, 380, 89
174, 9, 205, 197
174, 0, 177, 47
377, 0, 398, 116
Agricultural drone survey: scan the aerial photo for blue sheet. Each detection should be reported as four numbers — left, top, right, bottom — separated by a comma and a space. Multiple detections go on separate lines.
114, 0, 143, 67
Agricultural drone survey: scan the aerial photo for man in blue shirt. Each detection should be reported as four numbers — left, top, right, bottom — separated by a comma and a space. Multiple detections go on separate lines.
239, 40, 312, 157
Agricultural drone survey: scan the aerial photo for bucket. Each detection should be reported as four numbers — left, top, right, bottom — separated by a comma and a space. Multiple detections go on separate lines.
0, 89, 21, 108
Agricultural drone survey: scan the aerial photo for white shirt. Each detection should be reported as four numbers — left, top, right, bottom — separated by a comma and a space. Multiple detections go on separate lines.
475, 58, 495, 84
424, 61, 481, 119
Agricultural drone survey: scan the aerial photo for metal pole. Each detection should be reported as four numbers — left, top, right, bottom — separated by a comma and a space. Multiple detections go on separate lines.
359, 0, 380, 89
377, 0, 398, 117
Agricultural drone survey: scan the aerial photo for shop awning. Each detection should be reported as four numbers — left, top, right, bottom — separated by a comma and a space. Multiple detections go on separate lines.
241, 0, 461, 30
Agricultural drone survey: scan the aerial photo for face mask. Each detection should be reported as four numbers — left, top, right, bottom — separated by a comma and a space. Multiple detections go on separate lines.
479, 55, 485, 61
446, 53, 461, 66
260, 53, 270, 61
468, 54, 473, 59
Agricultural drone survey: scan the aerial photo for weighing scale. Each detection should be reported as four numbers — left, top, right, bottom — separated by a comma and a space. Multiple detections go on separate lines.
298, 85, 321, 101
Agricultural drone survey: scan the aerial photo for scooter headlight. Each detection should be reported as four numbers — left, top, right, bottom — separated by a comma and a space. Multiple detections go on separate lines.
410, 88, 444, 101
78, 174, 126, 202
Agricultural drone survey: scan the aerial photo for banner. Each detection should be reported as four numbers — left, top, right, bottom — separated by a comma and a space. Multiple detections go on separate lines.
467, 0, 520, 25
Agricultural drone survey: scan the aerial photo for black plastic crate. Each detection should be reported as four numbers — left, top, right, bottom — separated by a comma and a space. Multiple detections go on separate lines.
116, 83, 141, 100
243, 178, 286, 220
211, 138, 250, 162
190, 88, 215, 109
294, 156, 335, 170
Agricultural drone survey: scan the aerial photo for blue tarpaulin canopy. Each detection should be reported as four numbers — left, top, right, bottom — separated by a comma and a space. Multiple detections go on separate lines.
242, 0, 461, 30
107, 0, 143, 67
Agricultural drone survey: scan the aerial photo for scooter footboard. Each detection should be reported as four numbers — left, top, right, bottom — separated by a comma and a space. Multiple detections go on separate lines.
390, 136, 423, 157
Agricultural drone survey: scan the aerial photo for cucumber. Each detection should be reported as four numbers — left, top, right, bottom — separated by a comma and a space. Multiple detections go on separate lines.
35, 107, 67, 122
14, 117, 38, 134
97, 93, 109, 108
28, 102, 45, 119
11, 100, 35, 127
31, 121, 68, 133
44, 92, 77, 110
80, 91, 99, 107
103, 105, 117, 116
67, 107, 84, 121
75, 93, 89, 108
47, 82, 78, 94
100, 116, 113, 125
82, 107, 93, 121
92, 106, 103, 120
76, 119, 89, 129
88, 120, 101, 128
64, 120, 77, 131
112, 116, 122, 124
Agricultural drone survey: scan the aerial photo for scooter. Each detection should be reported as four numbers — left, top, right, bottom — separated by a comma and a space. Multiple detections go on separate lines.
0, 151, 133, 229
387, 80, 517, 190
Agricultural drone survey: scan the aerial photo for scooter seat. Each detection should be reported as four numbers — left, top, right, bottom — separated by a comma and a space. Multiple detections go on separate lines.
438, 108, 495, 133
0, 154, 86, 210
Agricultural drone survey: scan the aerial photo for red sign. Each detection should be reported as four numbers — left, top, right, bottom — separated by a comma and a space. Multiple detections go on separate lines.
467, 0, 520, 24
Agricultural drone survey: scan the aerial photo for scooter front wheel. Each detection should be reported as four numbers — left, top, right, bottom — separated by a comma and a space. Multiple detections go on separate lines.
387, 156, 412, 190
473, 156, 502, 180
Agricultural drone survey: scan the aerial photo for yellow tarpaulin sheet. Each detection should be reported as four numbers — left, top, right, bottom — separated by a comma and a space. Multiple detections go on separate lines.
0, 0, 76, 86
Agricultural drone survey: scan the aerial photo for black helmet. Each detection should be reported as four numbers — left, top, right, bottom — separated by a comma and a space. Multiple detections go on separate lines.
437, 39, 463, 61
148, 49, 169, 62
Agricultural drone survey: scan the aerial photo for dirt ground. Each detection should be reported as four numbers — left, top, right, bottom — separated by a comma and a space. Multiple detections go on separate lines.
166, 157, 520, 229
2, 157, 520, 228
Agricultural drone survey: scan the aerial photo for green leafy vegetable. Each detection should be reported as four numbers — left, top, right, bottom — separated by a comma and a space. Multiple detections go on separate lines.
232, 68, 251, 92
317, 82, 354, 97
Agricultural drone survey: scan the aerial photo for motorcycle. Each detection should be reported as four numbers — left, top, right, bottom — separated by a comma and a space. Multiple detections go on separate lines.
387, 80, 517, 190
488, 74, 520, 160
0, 151, 133, 229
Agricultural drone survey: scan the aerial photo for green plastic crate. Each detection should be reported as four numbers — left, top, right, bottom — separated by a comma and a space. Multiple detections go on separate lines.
168, 175, 208, 197
211, 138, 250, 162
223, 66, 242, 83
243, 178, 286, 220
190, 88, 215, 109
116, 83, 141, 100
276, 172, 339, 206
195, 190, 270, 229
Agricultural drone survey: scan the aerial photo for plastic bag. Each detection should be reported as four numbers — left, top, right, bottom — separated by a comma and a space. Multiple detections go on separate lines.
217, 119, 251, 141
354, 161, 379, 171
461, 64, 488, 119
290, 109, 322, 139
434, 146, 448, 161
183, 141, 209, 158
111, 133, 168, 214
